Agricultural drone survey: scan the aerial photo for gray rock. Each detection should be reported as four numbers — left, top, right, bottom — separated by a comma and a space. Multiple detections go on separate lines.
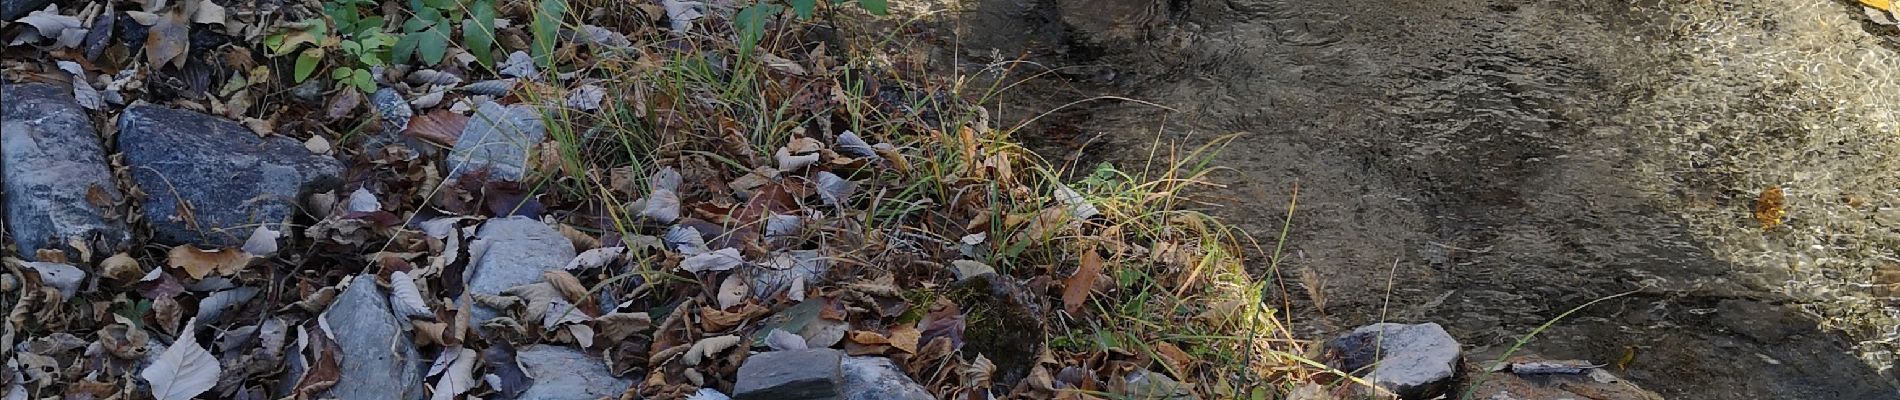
466, 217, 575, 323
447, 101, 546, 182
117, 105, 342, 247
840, 357, 930, 400
321, 275, 423, 400
1323, 323, 1461, 400
2, 83, 129, 260
734, 349, 843, 400
1120, 369, 1193, 400
1, 0, 54, 20
515, 345, 633, 399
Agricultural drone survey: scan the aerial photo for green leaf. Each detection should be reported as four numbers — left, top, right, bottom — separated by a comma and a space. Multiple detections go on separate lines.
531, 0, 567, 68
351, 69, 376, 93
792, 0, 816, 20
421, 0, 456, 10
332, 68, 351, 80
392, 32, 421, 64
735, 4, 778, 61
294, 48, 324, 83
418, 25, 450, 66
858, 0, 887, 15
465, 0, 497, 70
402, 16, 431, 33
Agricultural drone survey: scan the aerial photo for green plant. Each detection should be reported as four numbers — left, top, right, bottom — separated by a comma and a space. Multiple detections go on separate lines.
393, 0, 491, 68
263, 0, 398, 93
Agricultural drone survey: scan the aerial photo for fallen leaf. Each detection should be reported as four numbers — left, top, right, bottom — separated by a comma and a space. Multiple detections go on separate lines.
241, 225, 280, 256
542, 270, 588, 303
683, 335, 741, 366
404, 109, 469, 146
680, 248, 744, 273
24, 262, 86, 301
192, 0, 225, 25
391, 271, 434, 319
716, 274, 749, 309
101, 253, 145, 282
1062, 247, 1104, 314
596, 312, 653, 343
141, 318, 220, 400
1754, 186, 1786, 230
763, 329, 808, 351
430, 347, 478, 400
1153, 342, 1193, 379
889, 325, 921, 354
167, 245, 252, 279
564, 246, 625, 270
194, 287, 259, 324
146, 10, 191, 68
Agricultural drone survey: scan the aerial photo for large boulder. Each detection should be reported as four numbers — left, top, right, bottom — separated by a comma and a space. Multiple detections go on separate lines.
465, 217, 576, 323
2, 83, 129, 260
321, 275, 423, 400
734, 349, 844, 400
1322, 322, 1463, 399
515, 345, 634, 399
117, 105, 342, 247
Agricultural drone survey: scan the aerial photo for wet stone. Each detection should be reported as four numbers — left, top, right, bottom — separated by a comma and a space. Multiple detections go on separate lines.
1466, 357, 1663, 400
734, 349, 844, 400
117, 104, 343, 247
447, 101, 546, 182
840, 356, 930, 400
2, 83, 129, 260
465, 216, 575, 323
322, 275, 423, 400
516, 345, 633, 399
1323, 322, 1462, 400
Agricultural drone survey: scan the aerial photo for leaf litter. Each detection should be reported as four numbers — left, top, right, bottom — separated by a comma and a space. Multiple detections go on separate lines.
0, 0, 1297, 398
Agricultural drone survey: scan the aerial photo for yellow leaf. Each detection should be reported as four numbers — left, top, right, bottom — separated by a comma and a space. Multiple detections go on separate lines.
166, 245, 252, 280
1753, 186, 1786, 230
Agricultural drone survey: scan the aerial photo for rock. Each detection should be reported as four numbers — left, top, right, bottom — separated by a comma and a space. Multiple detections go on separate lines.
117, 104, 342, 247
447, 101, 546, 182
2, 83, 129, 260
1713, 300, 1804, 342
1053, 0, 1168, 42
321, 275, 423, 400
1465, 357, 1663, 400
1120, 369, 1194, 400
1322, 323, 1462, 400
515, 345, 633, 399
465, 217, 575, 323
733, 349, 844, 400
0, 0, 54, 20
22, 261, 84, 301
840, 357, 930, 400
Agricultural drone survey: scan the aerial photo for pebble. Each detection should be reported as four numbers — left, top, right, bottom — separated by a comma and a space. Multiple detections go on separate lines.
733, 349, 843, 400
447, 101, 545, 182
515, 345, 634, 399
321, 275, 423, 400
117, 104, 343, 247
841, 356, 931, 400
1322, 322, 1462, 399
2, 83, 130, 260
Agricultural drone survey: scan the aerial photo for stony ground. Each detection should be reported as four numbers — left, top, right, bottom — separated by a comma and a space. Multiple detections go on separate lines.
928, 0, 1900, 398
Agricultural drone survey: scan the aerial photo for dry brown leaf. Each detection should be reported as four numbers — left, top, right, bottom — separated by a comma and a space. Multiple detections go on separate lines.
166, 245, 252, 280
1062, 247, 1104, 314
847, 330, 891, 346
542, 270, 587, 303
1754, 186, 1786, 230
145, 10, 190, 68
889, 325, 921, 354
1152, 342, 1193, 380
700, 303, 768, 332
403, 110, 469, 146
101, 253, 145, 282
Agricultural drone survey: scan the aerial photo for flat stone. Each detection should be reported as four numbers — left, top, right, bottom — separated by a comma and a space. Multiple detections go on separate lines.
734, 349, 844, 400
1466, 357, 1663, 400
840, 357, 930, 400
447, 101, 545, 182
117, 104, 342, 247
0, 0, 54, 20
2, 83, 129, 260
321, 275, 422, 400
1323, 322, 1462, 400
465, 217, 575, 323
515, 345, 633, 399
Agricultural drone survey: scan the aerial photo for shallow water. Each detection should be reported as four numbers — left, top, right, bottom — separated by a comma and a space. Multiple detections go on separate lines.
933, 0, 1900, 397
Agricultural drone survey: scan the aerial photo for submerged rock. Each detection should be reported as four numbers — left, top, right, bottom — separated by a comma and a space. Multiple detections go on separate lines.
733, 349, 843, 400
447, 101, 546, 182
118, 104, 342, 247
465, 217, 575, 322
2, 83, 129, 260
840, 356, 931, 400
515, 345, 633, 399
1465, 356, 1662, 400
322, 275, 423, 400
1323, 322, 1462, 400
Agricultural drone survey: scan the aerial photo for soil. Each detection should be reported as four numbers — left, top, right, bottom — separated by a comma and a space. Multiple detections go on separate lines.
922, 0, 1900, 397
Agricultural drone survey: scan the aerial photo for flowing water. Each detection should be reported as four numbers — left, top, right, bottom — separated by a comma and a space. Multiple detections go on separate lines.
924, 0, 1900, 397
